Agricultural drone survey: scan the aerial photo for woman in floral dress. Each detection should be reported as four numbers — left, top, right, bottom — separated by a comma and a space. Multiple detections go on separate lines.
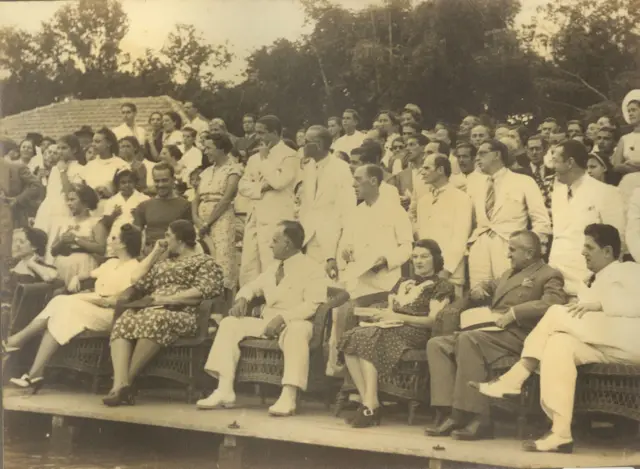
103, 220, 223, 406
338, 239, 455, 428
193, 133, 243, 295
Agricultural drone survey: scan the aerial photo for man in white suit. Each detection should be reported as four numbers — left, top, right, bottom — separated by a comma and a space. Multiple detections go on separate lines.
198, 220, 327, 415
416, 153, 473, 297
238, 115, 299, 286
627, 188, 640, 261
340, 164, 413, 299
298, 125, 356, 278
467, 139, 552, 289
548, 140, 626, 296
475, 224, 640, 453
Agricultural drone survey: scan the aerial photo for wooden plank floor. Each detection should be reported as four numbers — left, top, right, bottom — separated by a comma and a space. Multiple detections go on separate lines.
4, 388, 639, 469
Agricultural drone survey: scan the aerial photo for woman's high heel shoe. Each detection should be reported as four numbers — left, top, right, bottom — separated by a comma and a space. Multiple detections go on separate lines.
9, 374, 45, 394
351, 406, 382, 428
102, 385, 136, 407
343, 404, 365, 424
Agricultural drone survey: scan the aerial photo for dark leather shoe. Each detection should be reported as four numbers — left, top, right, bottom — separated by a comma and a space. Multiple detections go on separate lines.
424, 418, 464, 437
450, 418, 494, 441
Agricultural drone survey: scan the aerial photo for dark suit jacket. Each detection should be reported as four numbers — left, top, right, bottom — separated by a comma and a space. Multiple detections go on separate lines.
513, 164, 555, 181
488, 259, 566, 331
387, 168, 413, 196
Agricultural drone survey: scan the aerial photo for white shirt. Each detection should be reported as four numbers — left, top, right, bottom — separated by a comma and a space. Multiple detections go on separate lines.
162, 130, 184, 151
380, 181, 401, 206
626, 188, 640, 261
237, 252, 328, 323
450, 170, 485, 194
103, 190, 150, 255
180, 146, 204, 184
112, 123, 147, 145
331, 131, 366, 157
92, 257, 140, 297
579, 261, 640, 318
82, 157, 130, 193
184, 116, 209, 136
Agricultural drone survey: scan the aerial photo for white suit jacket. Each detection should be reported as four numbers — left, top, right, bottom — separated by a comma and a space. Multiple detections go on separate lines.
468, 168, 551, 243
236, 252, 327, 323
627, 188, 640, 261
549, 174, 626, 296
341, 196, 413, 297
238, 141, 298, 226
298, 156, 356, 261
416, 183, 473, 275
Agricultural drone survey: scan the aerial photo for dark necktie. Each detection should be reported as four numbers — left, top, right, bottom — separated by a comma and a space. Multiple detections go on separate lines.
586, 274, 596, 288
567, 186, 573, 201
485, 177, 495, 220
275, 262, 285, 286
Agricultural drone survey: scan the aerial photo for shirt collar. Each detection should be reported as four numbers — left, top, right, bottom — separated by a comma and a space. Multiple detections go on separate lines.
281, 252, 304, 272
491, 167, 508, 181
569, 173, 587, 191
594, 260, 620, 281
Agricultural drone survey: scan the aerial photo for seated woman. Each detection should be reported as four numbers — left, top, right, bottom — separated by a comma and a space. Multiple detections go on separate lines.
51, 183, 107, 291
103, 220, 223, 407
6, 224, 142, 391
337, 239, 455, 428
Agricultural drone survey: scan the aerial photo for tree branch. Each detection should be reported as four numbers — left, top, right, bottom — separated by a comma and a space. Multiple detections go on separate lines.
542, 97, 586, 113
555, 66, 609, 101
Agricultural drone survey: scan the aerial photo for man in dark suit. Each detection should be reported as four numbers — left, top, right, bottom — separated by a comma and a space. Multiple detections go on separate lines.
513, 134, 555, 217
425, 230, 567, 440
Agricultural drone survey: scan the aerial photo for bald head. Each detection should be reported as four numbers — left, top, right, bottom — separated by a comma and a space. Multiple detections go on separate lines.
508, 230, 542, 271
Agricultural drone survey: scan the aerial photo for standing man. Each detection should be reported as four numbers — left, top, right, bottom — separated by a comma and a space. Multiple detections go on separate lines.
238, 115, 299, 286
467, 140, 551, 289
450, 142, 484, 193
340, 164, 412, 299
515, 134, 555, 219
298, 125, 356, 278
112, 102, 147, 145
458, 115, 481, 143
332, 109, 366, 156
183, 101, 210, 136
235, 113, 258, 161
417, 154, 473, 297
348, 143, 400, 206
548, 140, 626, 296
470, 125, 491, 149
388, 134, 431, 214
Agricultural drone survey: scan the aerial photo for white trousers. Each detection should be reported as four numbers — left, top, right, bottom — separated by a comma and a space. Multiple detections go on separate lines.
468, 233, 510, 289
35, 293, 114, 345
521, 306, 640, 438
204, 316, 314, 390
239, 216, 276, 287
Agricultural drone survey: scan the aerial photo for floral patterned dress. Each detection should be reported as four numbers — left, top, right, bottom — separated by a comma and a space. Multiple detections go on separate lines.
110, 254, 223, 346
197, 160, 243, 290
338, 275, 454, 375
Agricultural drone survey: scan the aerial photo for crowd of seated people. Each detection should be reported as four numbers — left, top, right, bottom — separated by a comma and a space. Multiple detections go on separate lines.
1, 90, 640, 455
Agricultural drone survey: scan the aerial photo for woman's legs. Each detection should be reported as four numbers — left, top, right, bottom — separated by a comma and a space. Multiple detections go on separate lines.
27, 331, 61, 378
344, 354, 366, 400
6, 318, 48, 348
359, 358, 380, 410
127, 338, 162, 383
110, 338, 134, 391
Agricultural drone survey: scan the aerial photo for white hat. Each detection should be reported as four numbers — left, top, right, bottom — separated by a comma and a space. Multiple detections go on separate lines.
622, 89, 640, 124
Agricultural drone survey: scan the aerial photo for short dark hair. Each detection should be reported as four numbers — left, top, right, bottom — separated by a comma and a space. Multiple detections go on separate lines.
163, 144, 183, 162
363, 164, 384, 186
401, 108, 423, 123
149, 111, 162, 123
113, 168, 138, 192
58, 135, 83, 161
433, 155, 452, 178
169, 220, 197, 248
204, 133, 234, 154
119, 223, 142, 258
351, 141, 382, 165
119, 136, 141, 153
257, 115, 282, 135
558, 139, 589, 169
42, 136, 56, 146
413, 239, 445, 274
243, 113, 257, 122
454, 142, 477, 157
343, 109, 360, 123
543, 117, 557, 124
24, 227, 48, 256
164, 111, 183, 130
121, 102, 137, 113
402, 122, 422, 134
597, 125, 618, 140
25, 132, 43, 146
307, 125, 333, 151
527, 134, 549, 150
510, 230, 542, 259
485, 139, 509, 166
408, 133, 429, 147
430, 140, 451, 156
279, 220, 305, 250
152, 162, 175, 178
71, 183, 99, 210
376, 110, 400, 127
584, 224, 621, 259
96, 127, 119, 155
182, 127, 198, 138
567, 120, 583, 131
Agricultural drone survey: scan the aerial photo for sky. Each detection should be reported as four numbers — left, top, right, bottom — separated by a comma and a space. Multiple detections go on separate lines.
0, 0, 549, 83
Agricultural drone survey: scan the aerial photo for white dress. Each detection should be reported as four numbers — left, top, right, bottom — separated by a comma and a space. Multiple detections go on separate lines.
35, 257, 140, 345
103, 191, 149, 257
53, 216, 102, 288
618, 132, 640, 209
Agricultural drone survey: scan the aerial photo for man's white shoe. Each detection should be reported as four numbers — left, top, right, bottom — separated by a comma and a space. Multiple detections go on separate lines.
470, 378, 522, 399
268, 398, 297, 417
196, 391, 236, 410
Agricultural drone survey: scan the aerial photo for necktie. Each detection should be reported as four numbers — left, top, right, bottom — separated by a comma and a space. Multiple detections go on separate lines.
586, 273, 596, 288
567, 186, 573, 201
533, 164, 543, 187
431, 187, 441, 204
275, 262, 285, 286
485, 177, 495, 220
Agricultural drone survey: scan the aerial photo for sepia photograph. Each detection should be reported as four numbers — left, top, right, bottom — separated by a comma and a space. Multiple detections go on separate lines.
1, 0, 639, 468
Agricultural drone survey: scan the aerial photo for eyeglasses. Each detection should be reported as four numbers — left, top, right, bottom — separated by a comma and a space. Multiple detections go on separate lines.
527, 147, 543, 153
392, 146, 405, 151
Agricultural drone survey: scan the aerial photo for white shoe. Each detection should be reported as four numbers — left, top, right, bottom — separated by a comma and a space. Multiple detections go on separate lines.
470, 378, 522, 399
268, 397, 297, 417
523, 432, 573, 453
196, 390, 236, 410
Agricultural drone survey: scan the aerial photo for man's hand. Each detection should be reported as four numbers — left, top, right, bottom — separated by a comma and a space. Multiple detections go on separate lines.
438, 270, 452, 281
469, 284, 490, 302
370, 257, 388, 273
263, 315, 286, 338
67, 276, 81, 293
325, 259, 338, 280
228, 298, 248, 317
495, 309, 516, 329
566, 301, 602, 319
